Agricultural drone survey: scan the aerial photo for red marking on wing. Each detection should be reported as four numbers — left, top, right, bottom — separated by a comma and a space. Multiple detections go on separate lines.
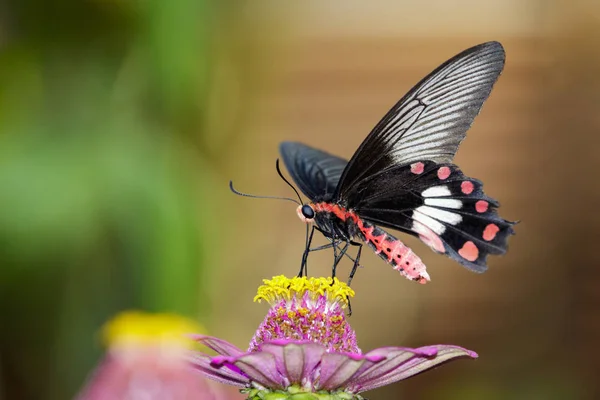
410, 162, 425, 174
458, 241, 479, 261
475, 200, 489, 213
437, 166, 451, 180
412, 221, 445, 253
483, 224, 500, 241
461, 181, 474, 195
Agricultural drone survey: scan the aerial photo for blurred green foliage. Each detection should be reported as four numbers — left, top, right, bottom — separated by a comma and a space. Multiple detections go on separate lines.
0, 1, 229, 398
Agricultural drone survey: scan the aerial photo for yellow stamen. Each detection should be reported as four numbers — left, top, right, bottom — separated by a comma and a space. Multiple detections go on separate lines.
254, 276, 355, 307
103, 311, 204, 349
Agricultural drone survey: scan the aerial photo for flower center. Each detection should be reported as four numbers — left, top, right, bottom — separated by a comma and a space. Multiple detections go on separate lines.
249, 276, 360, 354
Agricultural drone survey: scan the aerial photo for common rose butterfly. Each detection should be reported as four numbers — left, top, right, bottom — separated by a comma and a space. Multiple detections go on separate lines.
279, 41, 516, 284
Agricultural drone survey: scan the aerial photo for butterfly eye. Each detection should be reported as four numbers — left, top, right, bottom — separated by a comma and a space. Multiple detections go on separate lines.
301, 205, 315, 219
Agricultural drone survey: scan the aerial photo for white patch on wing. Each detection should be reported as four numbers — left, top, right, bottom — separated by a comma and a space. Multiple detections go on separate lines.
416, 206, 462, 225
412, 210, 446, 235
424, 198, 463, 209
411, 220, 445, 253
421, 186, 451, 197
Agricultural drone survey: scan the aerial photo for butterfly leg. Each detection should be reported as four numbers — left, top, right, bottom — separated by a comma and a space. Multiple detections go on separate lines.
299, 226, 316, 277
332, 241, 350, 278
342, 241, 363, 317
308, 242, 336, 252
320, 237, 357, 263
302, 236, 356, 277
347, 244, 363, 287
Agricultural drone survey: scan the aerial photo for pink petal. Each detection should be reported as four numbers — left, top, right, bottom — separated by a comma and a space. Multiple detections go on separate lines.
191, 335, 244, 357
260, 341, 326, 386
346, 347, 429, 392
317, 353, 370, 391
353, 345, 477, 392
79, 353, 215, 400
226, 352, 287, 389
188, 354, 248, 388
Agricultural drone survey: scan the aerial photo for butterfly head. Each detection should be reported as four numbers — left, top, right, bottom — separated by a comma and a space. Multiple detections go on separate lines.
297, 204, 315, 223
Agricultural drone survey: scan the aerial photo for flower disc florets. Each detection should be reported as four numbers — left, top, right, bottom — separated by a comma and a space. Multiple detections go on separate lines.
249, 276, 358, 353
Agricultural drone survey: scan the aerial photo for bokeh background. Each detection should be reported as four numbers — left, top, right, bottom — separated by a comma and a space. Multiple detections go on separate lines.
0, 1, 599, 399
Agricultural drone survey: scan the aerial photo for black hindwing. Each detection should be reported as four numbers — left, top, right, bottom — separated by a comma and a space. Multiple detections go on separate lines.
348, 161, 515, 272
280, 141, 348, 201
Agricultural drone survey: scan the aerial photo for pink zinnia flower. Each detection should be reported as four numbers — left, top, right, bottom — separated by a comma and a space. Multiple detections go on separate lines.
77, 311, 238, 400
191, 276, 477, 400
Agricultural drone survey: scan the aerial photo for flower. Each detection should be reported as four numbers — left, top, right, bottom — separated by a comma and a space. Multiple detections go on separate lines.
190, 276, 477, 400
76, 311, 237, 400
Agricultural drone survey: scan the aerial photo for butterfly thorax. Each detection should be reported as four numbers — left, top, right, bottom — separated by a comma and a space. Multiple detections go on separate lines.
311, 202, 357, 241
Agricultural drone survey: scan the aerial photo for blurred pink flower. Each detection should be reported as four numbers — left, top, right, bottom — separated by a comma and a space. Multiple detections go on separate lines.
77, 311, 241, 400
190, 276, 477, 400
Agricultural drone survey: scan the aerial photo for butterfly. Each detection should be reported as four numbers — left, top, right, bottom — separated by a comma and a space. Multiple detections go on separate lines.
279, 41, 516, 284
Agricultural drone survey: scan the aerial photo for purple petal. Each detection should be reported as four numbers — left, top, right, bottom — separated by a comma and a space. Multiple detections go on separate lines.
345, 347, 428, 392
350, 346, 436, 384
224, 352, 287, 389
352, 345, 477, 392
261, 341, 326, 386
191, 335, 244, 357
317, 353, 371, 391
188, 353, 248, 388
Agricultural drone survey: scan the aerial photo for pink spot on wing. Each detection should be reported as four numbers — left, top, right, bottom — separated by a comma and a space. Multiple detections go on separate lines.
458, 241, 479, 262
461, 181, 474, 195
483, 224, 500, 241
412, 221, 445, 253
437, 166, 451, 180
475, 200, 489, 213
411, 162, 425, 174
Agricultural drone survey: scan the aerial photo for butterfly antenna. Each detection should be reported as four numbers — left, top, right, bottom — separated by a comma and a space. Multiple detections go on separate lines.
229, 181, 300, 205
275, 159, 304, 205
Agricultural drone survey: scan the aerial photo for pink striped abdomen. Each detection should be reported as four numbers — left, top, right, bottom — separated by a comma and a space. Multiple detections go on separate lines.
353, 217, 430, 284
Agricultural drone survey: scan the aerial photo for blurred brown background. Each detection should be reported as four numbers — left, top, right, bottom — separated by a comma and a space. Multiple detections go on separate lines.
0, 0, 599, 399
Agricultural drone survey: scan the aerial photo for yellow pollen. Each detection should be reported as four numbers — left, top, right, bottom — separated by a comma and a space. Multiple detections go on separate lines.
102, 311, 204, 349
254, 276, 355, 307
297, 308, 309, 317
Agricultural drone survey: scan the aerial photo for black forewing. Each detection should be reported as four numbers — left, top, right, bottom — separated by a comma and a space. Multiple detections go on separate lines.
334, 41, 505, 200
279, 141, 348, 201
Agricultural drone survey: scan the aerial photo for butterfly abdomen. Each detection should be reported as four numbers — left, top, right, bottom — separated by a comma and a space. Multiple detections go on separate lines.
313, 202, 430, 284
353, 218, 430, 284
